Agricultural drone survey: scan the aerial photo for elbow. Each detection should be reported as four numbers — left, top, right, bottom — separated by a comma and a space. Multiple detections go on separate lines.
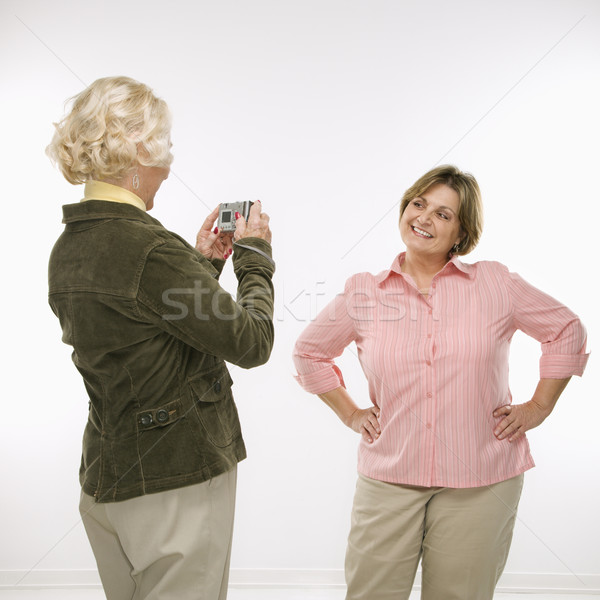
236, 323, 275, 369
291, 338, 308, 365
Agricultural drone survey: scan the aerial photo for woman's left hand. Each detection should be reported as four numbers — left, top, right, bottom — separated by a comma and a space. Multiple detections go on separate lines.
196, 206, 234, 260
492, 400, 551, 443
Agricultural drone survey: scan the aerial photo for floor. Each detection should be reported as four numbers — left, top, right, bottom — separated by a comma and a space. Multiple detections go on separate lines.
0, 589, 598, 599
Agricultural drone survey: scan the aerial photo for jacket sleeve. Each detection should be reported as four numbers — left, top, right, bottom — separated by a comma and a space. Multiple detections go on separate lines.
137, 237, 275, 369
504, 267, 589, 378
292, 278, 358, 394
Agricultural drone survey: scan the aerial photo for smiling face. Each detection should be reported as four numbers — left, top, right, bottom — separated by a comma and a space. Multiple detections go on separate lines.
399, 183, 463, 260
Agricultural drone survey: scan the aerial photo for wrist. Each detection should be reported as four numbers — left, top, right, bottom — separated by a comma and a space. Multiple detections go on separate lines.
342, 408, 357, 429
529, 398, 553, 419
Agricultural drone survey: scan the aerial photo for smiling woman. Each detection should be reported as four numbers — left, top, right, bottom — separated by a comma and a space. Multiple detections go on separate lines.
399, 165, 483, 256
292, 164, 588, 600
397, 166, 483, 293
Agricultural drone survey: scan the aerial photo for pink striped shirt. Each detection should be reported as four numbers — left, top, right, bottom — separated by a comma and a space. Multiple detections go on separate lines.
293, 253, 588, 488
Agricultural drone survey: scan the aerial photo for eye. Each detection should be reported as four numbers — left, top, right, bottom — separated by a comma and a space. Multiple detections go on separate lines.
412, 200, 423, 208
437, 212, 449, 220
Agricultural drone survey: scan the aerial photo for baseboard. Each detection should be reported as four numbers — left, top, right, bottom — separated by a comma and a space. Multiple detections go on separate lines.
1, 568, 599, 593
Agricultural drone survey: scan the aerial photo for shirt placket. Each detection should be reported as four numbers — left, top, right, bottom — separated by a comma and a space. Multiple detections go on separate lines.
400, 270, 440, 487
422, 282, 437, 486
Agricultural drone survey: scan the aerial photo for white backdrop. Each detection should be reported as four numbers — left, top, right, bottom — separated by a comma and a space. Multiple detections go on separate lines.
1, 0, 598, 591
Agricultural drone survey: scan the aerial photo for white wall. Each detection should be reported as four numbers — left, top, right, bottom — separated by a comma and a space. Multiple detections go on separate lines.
1, 0, 598, 590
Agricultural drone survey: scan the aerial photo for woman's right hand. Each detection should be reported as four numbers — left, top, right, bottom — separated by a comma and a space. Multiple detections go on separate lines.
347, 407, 381, 444
234, 201, 272, 244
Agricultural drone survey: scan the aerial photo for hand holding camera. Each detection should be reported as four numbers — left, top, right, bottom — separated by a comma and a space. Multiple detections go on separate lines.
196, 201, 271, 260
231, 201, 271, 244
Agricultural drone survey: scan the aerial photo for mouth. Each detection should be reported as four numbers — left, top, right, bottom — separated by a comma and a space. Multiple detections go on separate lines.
411, 225, 433, 239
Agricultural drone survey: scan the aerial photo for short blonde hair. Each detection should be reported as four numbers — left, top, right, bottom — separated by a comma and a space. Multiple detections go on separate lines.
399, 165, 483, 255
47, 76, 173, 184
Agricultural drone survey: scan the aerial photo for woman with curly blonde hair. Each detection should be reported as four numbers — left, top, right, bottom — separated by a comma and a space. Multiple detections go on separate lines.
47, 76, 275, 600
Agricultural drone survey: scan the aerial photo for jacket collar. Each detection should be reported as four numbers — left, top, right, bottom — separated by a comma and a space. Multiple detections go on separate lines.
62, 200, 161, 226
375, 252, 474, 285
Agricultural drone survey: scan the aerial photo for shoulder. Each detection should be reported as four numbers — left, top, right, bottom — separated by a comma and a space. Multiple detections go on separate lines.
343, 270, 379, 293
96, 214, 199, 269
116, 217, 193, 250
112, 219, 215, 282
463, 259, 510, 280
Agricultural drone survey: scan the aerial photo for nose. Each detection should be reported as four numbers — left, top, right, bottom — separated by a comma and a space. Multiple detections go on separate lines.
417, 210, 432, 225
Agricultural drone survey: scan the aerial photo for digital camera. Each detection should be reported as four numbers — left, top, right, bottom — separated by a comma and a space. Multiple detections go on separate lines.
217, 201, 254, 232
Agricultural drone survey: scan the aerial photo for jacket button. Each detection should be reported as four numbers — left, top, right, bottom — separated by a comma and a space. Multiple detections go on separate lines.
156, 409, 169, 423
140, 413, 153, 426
213, 381, 222, 393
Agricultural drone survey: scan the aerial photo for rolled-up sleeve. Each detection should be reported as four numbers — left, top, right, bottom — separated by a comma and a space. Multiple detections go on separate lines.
505, 269, 589, 378
292, 283, 357, 394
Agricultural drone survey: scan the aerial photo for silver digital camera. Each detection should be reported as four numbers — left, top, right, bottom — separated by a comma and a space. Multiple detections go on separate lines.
217, 201, 254, 232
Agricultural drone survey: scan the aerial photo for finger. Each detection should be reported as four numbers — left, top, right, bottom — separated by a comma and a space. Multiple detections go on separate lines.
493, 405, 511, 418
369, 406, 381, 419
493, 416, 511, 437
508, 428, 524, 443
222, 236, 233, 254
248, 200, 262, 217
199, 205, 221, 232
363, 420, 379, 440
367, 414, 381, 434
195, 229, 219, 254
234, 211, 247, 240
496, 418, 519, 440
247, 203, 268, 228
360, 425, 374, 444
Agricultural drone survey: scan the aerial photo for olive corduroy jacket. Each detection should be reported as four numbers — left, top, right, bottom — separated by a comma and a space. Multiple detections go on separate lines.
48, 200, 275, 502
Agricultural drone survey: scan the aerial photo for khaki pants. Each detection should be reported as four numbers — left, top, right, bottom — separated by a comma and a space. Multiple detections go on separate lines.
345, 473, 524, 600
79, 467, 237, 600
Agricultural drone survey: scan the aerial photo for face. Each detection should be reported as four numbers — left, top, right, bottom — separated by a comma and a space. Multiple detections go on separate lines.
399, 183, 463, 260
137, 164, 170, 211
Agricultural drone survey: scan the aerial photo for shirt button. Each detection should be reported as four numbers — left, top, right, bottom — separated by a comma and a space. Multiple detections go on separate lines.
428, 309, 433, 315
426, 392, 432, 398
426, 423, 432, 429
427, 334, 432, 339
156, 409, 169, 423
426, 360, 431, 366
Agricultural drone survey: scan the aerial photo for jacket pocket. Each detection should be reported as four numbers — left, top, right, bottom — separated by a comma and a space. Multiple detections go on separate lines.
188, 366, 241, 448
135, 399, 202, 481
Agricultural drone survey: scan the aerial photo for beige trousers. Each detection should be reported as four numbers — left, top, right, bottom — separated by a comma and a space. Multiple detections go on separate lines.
79, 467, 237, 600
345, 473, 524, 600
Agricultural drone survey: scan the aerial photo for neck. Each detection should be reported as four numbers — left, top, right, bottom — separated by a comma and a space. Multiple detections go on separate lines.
102, 174, 150, 210
402, 251, 449, 279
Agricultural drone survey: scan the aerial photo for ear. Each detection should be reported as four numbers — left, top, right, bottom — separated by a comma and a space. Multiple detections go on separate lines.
455, 227, 466, 246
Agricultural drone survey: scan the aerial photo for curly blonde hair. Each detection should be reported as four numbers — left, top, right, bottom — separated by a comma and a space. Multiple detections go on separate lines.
46, 76, 173, 184
399, 165, 483, 255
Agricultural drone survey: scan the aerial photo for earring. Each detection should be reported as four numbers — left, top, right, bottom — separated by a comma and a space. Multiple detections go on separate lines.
132, 173, 140, 190
451, 244, 460, 255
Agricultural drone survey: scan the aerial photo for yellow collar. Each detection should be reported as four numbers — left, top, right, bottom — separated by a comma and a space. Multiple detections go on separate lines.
82, 181, 146, 212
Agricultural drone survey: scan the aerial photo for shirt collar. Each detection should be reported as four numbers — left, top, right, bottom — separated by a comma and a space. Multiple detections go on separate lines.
82, 180, 146, 212
375, 252, 474, 285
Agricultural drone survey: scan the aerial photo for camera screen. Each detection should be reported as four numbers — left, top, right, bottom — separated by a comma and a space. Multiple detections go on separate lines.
221, 211, 232, 223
